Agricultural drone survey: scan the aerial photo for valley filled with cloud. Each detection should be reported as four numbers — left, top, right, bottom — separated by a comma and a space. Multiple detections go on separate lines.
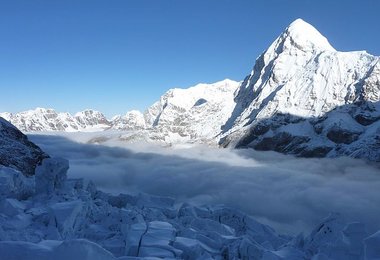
30, 133, 380, 235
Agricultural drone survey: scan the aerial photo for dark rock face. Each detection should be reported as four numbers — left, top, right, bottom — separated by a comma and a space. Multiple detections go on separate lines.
229, 102, 380, 161
326, 127, 360, 144
238, 127, 334, 158
299, 146, 333, 158
253, 132, 309, 153
0, 118, 48, 176
354, 113, 380, 126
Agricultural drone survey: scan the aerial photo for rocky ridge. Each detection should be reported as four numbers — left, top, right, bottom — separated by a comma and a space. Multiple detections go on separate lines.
0, 118, 48, 176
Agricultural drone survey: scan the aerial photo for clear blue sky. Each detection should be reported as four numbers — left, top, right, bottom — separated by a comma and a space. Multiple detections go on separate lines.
1, 0, 379, 117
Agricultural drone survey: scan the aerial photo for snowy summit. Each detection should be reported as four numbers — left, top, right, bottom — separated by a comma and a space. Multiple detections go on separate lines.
280, 18, 335, 53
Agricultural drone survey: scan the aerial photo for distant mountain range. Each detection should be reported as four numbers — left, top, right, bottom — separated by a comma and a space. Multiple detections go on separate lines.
0, 108, 145, 132
1, 79, 240, 145
1, 19, 379, 161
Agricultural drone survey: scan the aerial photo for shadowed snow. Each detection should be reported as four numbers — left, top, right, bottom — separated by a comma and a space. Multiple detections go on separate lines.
29, 133, 380, 235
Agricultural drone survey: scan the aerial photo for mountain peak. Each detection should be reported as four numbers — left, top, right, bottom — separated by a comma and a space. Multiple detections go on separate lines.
286, 18, 316, 32
286, 18, 335, 52
272, 19, 335, 53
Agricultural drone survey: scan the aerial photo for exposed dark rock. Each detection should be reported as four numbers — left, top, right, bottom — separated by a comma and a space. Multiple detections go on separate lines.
235, 123, 270, 148
313, 124, 323, 135
354, 114, 380, 126
222, 100, 380, 162
326, 126, 360, 144
253, 132, 293, 151
253, 132, 310, 154
252, 123, 270, 136
299, 146, 333, 158
235, 131, 260, 148
193, 98, 208, 107
0, 117, 48, 176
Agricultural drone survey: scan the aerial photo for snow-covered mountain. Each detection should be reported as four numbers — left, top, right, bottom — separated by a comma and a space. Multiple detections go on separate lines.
143, 79, 240, 144
111, 110, 146, 130
0, 108, 111, 132
1, 19, 380, 161
1, 79, 240, 144
74, 109, 111, 130
1, 108, 150, 133
220, 19, 380, 161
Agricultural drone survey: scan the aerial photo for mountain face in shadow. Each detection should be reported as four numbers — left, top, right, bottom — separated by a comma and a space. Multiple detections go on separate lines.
220, 19, 380, 161
221, 101, 380, 161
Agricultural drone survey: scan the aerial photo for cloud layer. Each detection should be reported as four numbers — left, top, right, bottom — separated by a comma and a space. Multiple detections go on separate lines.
29, 133, 380, 235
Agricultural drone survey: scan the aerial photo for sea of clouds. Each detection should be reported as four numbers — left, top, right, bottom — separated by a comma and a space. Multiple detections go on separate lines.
29, 132, 380, 235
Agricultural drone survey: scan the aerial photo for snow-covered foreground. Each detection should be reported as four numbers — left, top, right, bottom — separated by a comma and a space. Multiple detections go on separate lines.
0, 132, 379, 259
29, 133, 380, 236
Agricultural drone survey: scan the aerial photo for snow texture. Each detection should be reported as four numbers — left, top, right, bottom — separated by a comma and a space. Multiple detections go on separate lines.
0, 159, 379, 259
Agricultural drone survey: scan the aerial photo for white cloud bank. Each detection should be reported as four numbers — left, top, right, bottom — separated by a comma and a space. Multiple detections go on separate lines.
29, 133, 380, 235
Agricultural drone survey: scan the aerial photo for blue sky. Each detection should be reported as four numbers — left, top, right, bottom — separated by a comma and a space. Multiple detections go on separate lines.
1, 0, 379, 117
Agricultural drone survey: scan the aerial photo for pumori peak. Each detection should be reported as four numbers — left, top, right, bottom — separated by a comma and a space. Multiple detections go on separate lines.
270, 18, 335, 54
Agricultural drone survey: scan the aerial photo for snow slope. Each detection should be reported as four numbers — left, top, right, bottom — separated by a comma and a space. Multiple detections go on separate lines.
144, 79, 240, 144
111, 110, 146, 130
221, 19, 380, 161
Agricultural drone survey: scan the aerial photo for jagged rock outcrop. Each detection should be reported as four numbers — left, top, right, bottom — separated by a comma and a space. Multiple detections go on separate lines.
0, 117, 48, 176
